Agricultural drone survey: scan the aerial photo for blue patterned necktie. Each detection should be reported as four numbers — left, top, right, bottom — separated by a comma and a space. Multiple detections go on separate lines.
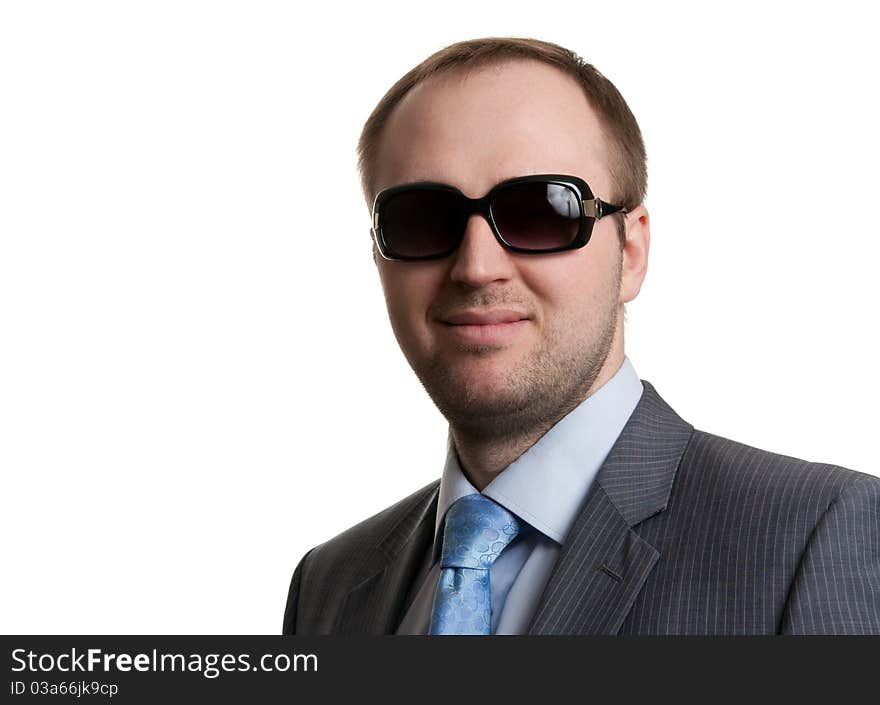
428, 493, 521, 635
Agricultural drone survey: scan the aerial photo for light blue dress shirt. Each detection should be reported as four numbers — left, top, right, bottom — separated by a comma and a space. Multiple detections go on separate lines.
395, 355, 645, 634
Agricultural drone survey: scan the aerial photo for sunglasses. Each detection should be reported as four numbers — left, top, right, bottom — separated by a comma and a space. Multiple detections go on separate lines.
371, 173, 626, 262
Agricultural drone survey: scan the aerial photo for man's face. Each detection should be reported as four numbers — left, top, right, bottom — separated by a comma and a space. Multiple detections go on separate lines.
372, 59, 636, 439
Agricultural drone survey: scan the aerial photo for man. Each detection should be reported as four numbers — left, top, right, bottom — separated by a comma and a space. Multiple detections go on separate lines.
283, 37, 880, 635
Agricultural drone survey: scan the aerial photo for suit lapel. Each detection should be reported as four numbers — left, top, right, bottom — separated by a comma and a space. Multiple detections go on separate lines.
527, 380, 694, 634
335, 482, 439, 634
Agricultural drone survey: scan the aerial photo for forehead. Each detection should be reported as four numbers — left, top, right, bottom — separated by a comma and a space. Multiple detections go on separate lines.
373, 59, 613, 199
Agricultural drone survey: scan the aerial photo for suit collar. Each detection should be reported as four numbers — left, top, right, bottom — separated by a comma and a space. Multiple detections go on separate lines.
596, 379, 694, 527
527, 379, 695, 634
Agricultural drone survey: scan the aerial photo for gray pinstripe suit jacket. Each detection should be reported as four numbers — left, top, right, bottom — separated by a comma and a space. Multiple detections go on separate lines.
283, 380, 880, 634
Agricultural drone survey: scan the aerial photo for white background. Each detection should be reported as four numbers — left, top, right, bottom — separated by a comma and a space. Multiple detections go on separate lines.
1, 1, 877, 634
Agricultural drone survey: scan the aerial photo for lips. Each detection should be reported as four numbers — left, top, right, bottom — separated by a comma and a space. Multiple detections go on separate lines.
441, 309, 529, 325
438, 309, 530, 346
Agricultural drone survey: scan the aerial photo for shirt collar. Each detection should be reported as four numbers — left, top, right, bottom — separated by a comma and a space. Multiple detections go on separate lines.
433, 355, 644, 555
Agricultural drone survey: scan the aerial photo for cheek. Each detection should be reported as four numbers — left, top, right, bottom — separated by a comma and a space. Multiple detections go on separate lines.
523, 255, 607, 309
520, 250, 619, 334
378, 265, 441, 342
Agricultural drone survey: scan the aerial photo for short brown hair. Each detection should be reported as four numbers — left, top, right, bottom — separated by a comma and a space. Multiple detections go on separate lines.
356, 36, 647, 247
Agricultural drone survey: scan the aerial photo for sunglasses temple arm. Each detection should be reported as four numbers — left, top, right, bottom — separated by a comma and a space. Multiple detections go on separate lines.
584, 198, 627, 219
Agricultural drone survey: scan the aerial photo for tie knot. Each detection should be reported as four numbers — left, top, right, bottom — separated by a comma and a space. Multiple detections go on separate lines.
439, 494, 520, 570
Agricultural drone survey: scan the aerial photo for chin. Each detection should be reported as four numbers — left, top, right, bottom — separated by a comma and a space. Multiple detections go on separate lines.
425, 368, 529, 414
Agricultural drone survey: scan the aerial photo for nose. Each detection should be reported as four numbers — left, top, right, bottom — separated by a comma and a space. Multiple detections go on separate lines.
447, 213, 517, 288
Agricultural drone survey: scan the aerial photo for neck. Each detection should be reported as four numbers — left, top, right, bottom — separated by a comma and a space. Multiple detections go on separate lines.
452, 350, 624, 492
450, 424, 552, 492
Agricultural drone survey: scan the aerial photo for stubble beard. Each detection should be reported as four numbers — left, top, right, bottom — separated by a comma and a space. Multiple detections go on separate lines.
411, 276, 621, 444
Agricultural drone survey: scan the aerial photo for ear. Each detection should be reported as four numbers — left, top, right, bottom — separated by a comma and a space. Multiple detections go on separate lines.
619, 205, 650, 304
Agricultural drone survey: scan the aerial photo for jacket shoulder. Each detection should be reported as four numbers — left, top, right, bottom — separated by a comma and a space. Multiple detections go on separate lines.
283, 478, 439, 633
681, 428, 877, 514
307, 478, 440, 569
681, 431, 880, 635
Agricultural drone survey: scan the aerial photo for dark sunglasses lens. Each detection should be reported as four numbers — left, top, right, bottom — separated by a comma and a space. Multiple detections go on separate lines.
492, 182, 582, 250
381, 189, 466, 259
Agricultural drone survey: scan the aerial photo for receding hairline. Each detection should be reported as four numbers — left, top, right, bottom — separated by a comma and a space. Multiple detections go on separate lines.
360, 53, 632, 209
371, 57, 616, 197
